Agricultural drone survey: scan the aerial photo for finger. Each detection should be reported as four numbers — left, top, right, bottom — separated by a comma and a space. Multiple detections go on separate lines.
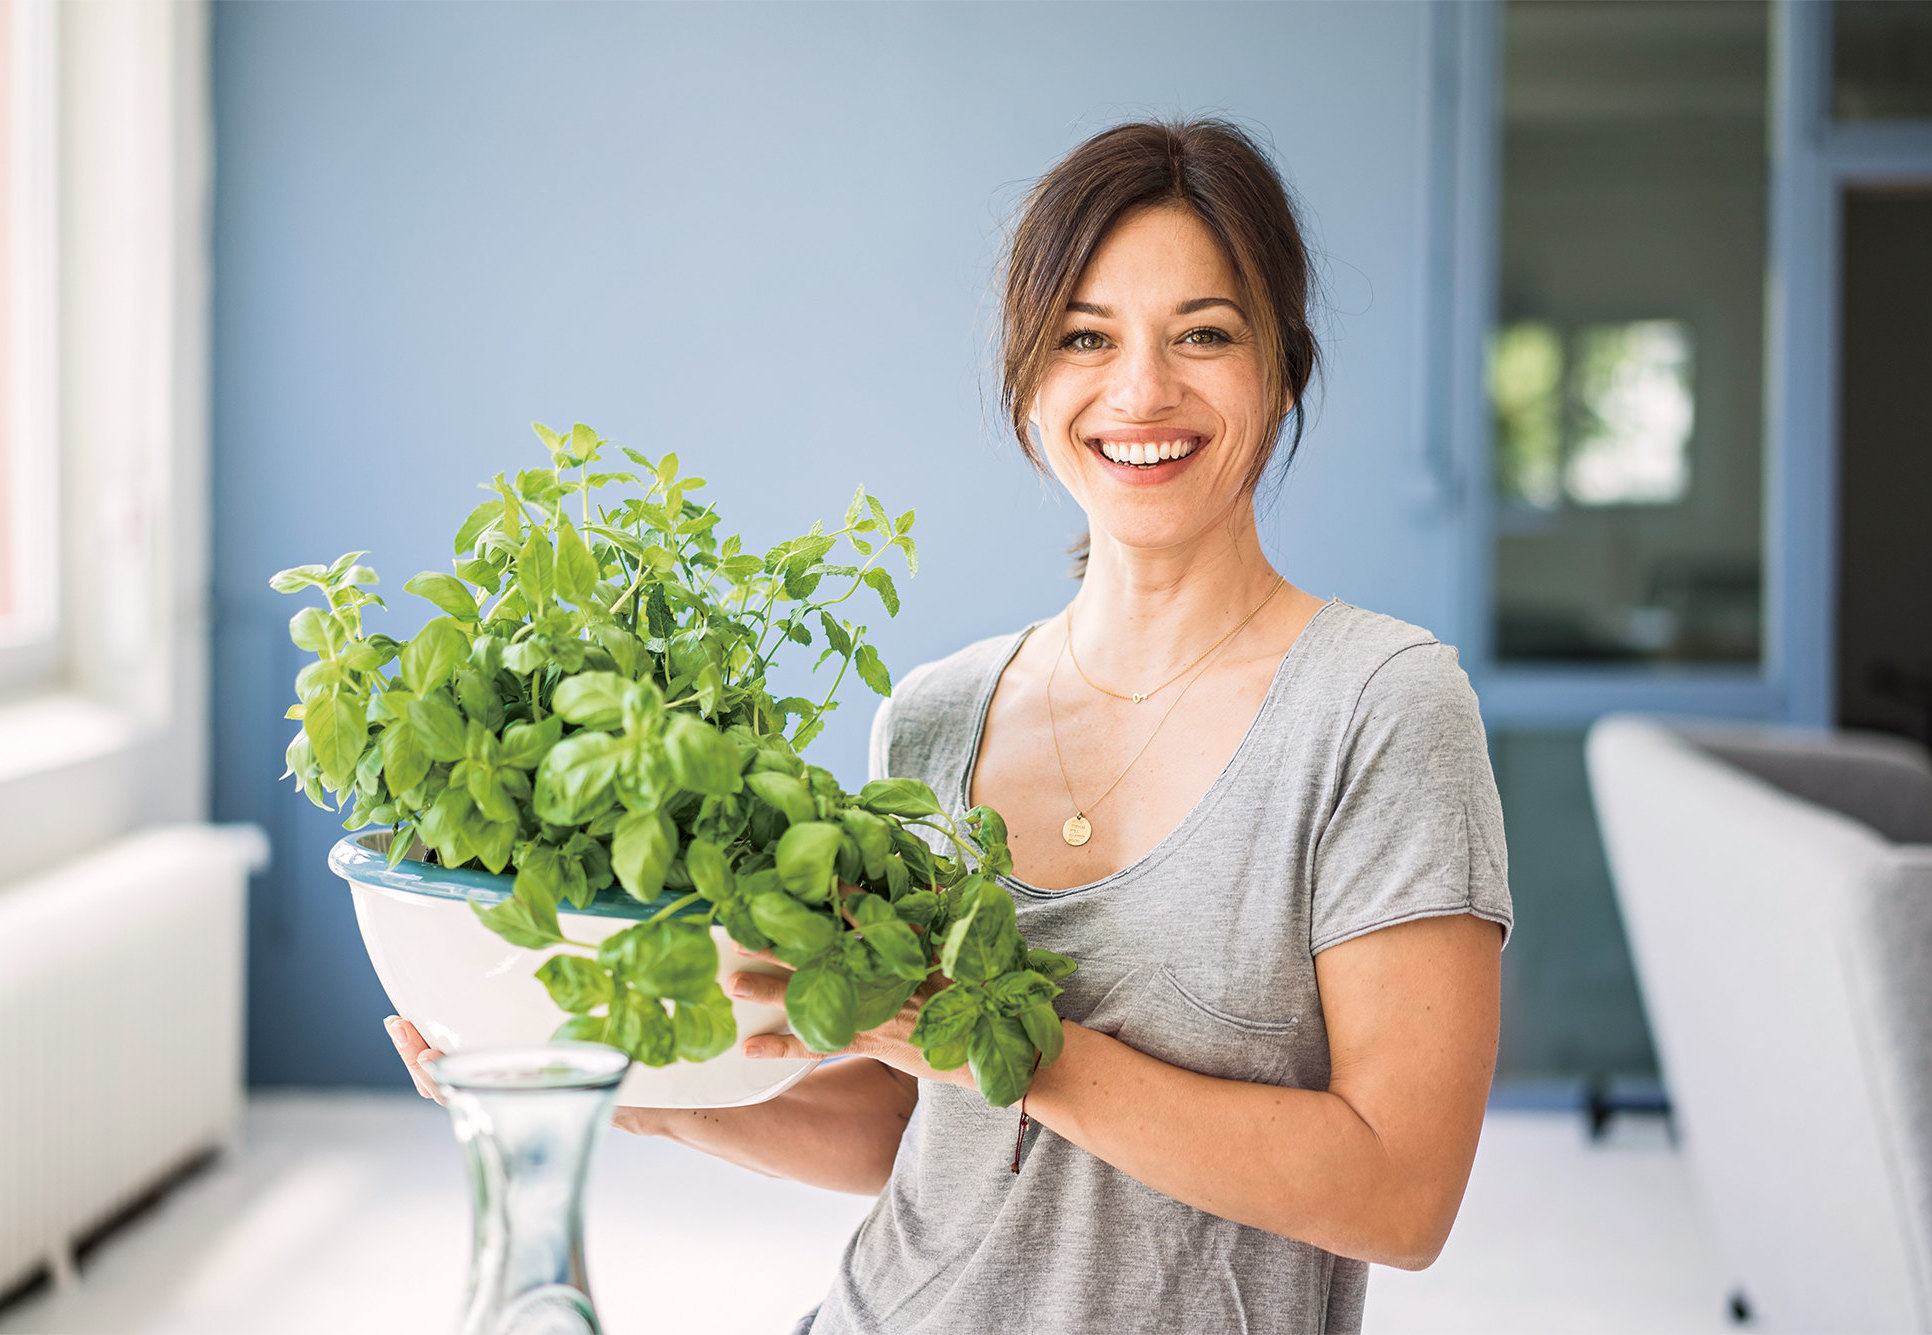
742, 1031, 822, 1061
724, 971, 789, 1006
388, 1017, 441, 1101
384, 1016, 436, 1099
415, 1047, 447, 1105
727, 941, 788, 967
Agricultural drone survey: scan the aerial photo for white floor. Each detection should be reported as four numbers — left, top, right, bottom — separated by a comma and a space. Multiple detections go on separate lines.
0, 1096, 1735, 1335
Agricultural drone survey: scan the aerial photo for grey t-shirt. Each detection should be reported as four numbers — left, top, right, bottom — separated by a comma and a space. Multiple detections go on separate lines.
799, 599, 1512, 1335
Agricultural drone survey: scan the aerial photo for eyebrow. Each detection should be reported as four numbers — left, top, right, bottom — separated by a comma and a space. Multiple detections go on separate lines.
1064, 297, 1248, 319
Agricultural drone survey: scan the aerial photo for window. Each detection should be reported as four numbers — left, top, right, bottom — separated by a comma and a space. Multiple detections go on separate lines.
1491, 0, 1767, 666
0, 0, 58, 694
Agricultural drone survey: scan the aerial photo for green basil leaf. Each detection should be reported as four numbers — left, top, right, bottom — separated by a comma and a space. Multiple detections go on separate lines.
517, 531, 555, 609
1026, 948, 1079, 982
857, 778, 942, 819
552, 671, 629, 730
404, 571, 480, 620
628, 920, 719, 1003
747, 892, 836, 956
838, 808, 893, 881
662, 712, 743, 797
965, 803, 1013, 877
852, 974, 917, 1031
400, 617, 468, 695
683, 836, 734, 902
909, 982, 982, 1049
863, 918, 929, 982
608, 992, 676, 1066
554, 517, 600, 606
470, 814, 516, 873
537, 954, 613, 1012
551, 1013, 609, 1045
378, 721, 430, 798
968, 1013, 1035, 1108
745, 770, 815, 826
471, 890, 562, 949
455, 500, 505, 556
1021, 1002, 1065, 1067
407, 692, 467, 764
988, 969, 1061, 1014
499, 714, 563, 769
940, 879, 1014, 985
774, 821, 842, 901
894, 889, 940, 929
610, 808, 677, 900
303, 692, 366, 790
674, 996, 736, 1062
785, 963, 857, 1053
288, 606, 332, 653
534, 732, 622, 825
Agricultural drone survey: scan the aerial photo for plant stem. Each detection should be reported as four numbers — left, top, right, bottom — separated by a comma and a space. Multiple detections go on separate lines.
642, 891, 703, 927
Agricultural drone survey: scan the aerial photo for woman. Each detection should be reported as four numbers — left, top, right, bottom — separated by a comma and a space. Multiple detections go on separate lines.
391, 117, 1511, 1334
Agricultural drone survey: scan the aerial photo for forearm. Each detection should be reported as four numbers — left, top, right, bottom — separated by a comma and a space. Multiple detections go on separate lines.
616, 1056, 915, 1196
1021, 1023, 1448, 1267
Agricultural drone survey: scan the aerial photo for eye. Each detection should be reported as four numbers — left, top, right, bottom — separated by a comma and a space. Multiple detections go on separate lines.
1057, 329, 1108, 352
1182, 327, 1233, 346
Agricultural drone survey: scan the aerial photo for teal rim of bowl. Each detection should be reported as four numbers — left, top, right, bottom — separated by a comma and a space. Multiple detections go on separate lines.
326, 830, 707, 922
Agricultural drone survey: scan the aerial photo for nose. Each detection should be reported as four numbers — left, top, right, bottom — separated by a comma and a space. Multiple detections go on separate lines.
1104, 339, 1183, 421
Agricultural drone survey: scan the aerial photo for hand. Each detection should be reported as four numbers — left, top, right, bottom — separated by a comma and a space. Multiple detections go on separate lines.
724, 943, 976, 1093
383, 1014, 447, 1106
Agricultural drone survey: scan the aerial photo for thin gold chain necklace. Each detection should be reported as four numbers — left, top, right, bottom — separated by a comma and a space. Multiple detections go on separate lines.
1066, 577, 1285, 704
1045, 580, 1280, 847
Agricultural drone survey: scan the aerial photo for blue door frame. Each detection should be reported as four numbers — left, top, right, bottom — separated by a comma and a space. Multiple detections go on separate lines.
1436, 0, 1932, 731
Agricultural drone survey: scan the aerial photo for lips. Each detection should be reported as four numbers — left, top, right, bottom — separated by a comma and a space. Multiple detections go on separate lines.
1085, 434, 1205, 469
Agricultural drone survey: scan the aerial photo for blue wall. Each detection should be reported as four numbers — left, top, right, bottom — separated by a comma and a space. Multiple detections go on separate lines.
211, 0, 1457, 1087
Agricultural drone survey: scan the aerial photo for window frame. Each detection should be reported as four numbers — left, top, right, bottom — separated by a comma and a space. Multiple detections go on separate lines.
0, 0, 60, 696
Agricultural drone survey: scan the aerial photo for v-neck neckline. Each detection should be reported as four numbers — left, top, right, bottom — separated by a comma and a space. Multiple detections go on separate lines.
954, 597, 1342, 899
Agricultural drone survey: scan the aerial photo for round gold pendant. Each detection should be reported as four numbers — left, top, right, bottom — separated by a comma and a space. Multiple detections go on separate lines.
1062, 814, 1092, 846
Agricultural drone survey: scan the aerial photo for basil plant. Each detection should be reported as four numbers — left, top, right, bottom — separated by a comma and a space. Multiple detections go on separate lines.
274, 423, 1071, 1107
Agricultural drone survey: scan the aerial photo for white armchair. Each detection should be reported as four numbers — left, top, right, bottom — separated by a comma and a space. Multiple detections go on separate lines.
1586, 714, 1932, 1332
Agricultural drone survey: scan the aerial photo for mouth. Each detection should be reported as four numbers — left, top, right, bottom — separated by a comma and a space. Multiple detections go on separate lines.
1085, 435, 1205, 470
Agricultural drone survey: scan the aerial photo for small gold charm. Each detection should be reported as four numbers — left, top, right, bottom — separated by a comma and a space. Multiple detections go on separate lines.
1130, 693, 1146, 704
1062, 813, 1092, 846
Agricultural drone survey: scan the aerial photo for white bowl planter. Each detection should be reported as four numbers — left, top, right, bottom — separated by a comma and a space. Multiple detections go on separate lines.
329, 830, 820, 1108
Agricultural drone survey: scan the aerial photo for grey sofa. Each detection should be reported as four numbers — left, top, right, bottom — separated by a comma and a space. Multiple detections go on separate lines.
1586, 714, 1932, 1332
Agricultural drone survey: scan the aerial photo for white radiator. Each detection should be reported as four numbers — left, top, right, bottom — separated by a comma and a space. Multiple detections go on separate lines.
0, 823, 267, 1298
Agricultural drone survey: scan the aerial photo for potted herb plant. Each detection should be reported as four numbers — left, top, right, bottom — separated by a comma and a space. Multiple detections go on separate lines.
276, 423, 1072, 1108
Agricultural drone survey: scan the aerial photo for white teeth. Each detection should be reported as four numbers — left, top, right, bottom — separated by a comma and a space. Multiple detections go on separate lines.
1096, 438, 1200, 464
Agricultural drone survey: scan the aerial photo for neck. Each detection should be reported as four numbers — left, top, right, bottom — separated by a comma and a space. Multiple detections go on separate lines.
1066, 503, 1284, 684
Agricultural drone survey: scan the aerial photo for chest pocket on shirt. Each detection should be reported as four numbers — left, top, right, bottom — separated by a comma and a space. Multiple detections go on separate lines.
1102, 965, 1308, 1088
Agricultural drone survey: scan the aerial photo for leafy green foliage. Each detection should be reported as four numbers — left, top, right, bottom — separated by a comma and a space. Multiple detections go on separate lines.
274, 422, 1067, 1107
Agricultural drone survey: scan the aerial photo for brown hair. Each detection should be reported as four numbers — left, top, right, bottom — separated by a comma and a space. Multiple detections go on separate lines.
997, 117, 1322, 574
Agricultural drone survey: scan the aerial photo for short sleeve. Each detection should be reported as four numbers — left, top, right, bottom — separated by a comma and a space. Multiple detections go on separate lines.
867, 692, 893, 785
1309, 641, 1512, 954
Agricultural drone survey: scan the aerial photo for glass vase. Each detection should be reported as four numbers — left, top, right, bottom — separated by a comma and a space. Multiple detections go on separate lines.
426, 1044, 631, 1335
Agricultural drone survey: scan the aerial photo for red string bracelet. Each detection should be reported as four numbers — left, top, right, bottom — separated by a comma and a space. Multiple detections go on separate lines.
1011, 1051, 1045, 1174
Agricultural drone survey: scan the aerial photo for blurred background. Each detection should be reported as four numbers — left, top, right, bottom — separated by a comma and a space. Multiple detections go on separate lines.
2, 1, 1929, 1332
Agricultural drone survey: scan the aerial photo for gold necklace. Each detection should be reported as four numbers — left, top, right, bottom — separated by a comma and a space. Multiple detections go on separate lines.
1045, 589, 1266, 847
1066, 577, 1286, 703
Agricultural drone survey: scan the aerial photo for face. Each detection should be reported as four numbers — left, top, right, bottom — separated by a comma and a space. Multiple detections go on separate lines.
1031, 203, 1274, 558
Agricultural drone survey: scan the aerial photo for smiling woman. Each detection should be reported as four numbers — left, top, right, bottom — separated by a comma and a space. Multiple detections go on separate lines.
482, 117, 1513, 1335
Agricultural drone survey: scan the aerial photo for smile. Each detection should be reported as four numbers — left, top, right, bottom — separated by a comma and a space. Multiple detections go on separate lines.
1087, 436, 1203, 468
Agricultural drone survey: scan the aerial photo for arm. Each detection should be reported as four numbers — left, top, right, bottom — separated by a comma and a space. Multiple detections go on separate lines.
615, 1056, 919, 1196
385, 1013, 920, 1197
1013, 911, 1501, 1269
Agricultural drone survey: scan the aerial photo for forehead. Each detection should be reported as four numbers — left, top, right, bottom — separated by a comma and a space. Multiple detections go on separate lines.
1070, 204, 1242, 305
